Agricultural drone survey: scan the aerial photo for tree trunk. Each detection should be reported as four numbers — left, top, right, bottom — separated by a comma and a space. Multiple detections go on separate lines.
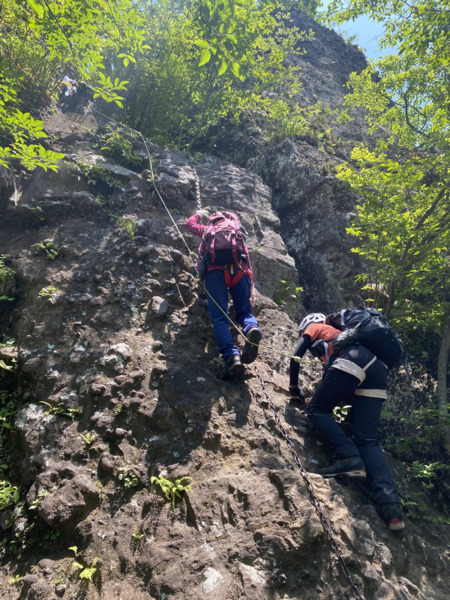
437, 314, 450, 451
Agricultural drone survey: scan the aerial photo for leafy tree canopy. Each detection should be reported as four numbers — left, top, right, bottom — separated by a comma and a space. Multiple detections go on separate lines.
321, 0, 449, 334
0, 0, 320, 169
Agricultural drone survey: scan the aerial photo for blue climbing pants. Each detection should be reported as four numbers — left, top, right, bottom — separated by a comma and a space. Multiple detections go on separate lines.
204, 268, 260, 360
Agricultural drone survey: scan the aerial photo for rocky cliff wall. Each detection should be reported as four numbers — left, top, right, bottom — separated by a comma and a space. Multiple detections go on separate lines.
0, 111, 448, 600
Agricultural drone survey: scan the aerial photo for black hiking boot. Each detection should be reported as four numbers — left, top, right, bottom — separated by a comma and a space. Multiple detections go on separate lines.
317, 457, 366, 479
219, 354, 244, 380
378, 503, 405, 531
241, 328, 262, 364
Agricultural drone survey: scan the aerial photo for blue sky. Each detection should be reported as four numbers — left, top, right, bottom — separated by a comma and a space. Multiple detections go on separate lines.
319, 2, 389, 61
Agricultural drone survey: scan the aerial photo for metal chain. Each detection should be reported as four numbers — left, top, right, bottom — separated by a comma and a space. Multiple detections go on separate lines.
193, 168, 202, 212
254, 366, 365, 600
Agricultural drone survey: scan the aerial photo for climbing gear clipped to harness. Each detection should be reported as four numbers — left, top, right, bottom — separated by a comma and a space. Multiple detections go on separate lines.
326, 307, 411, 376
200, 211, 250, 268
298, 313, 326, 335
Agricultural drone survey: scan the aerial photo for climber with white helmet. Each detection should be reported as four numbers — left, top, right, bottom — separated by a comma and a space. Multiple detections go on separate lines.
289, 312, 333, 405
289, 311, 404, 531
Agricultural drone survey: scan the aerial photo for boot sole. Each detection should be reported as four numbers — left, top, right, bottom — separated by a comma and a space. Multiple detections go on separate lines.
321, 469, 367, 479
241, 329, 262, 364
389, 520, 405, 531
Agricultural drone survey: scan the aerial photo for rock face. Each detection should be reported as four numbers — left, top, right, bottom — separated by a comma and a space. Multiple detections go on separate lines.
0, 14, 448, 600
192, 9, 371, 312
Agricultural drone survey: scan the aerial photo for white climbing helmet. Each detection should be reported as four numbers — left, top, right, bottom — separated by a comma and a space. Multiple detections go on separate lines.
298, 313, 326, 335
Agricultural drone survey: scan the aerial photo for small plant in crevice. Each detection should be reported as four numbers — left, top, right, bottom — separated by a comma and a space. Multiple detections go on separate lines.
80, 432, 97, 446
0, 255, 16, 299
44, 529, 60, 542
0, 355, 16, 372
38, 286, 56, 299
150, 475, 192, 510
273, 280, 303, 306
119, 217, 137, 240
29, 490, 50, 511
33, 241, 58, 260
40, 401, 80, 420
69, 546, 100, 586
70, 160, 123, 190
0, 392, 20, 512
99, 128, 142, 168
29, 203, 46, 221
131, 528, 144, 549
411, 461, 449, 492
117, 465, 139, 490
0, 480, 20, 511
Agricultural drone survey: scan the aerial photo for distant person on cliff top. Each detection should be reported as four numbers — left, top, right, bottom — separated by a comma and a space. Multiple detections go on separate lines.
289, 312, 404, 532
185, 209, 262, 380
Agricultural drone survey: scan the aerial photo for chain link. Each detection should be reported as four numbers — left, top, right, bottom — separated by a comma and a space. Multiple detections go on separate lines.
193, 168, 202, 212
254, 366, 365, 600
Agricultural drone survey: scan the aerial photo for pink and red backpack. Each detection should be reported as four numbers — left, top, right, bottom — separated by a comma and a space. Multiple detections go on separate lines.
200, 211, 250, 266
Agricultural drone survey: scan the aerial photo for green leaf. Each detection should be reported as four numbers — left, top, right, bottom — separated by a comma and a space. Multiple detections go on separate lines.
27, 0, 45, 19
230, 62, 241, 78
218, 58, 228, 75
199, 48, 212, 67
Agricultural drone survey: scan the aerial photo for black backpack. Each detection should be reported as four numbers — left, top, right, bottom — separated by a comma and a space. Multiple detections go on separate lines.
326, 307, 410, 373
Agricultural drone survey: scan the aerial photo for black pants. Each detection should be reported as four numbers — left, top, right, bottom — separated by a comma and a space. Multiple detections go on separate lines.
307, 366, 400, 506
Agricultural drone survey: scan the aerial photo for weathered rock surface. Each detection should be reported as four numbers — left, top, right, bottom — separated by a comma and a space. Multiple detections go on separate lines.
0, 12, 448, 600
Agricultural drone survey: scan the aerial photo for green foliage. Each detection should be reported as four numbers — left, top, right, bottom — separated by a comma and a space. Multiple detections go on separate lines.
69, 547, 100, 585
411, 461, 448, 491
0, 255, 16, 298
131, 528, 144, 549
39, 401, 80, 420
0, 392, 20, 511
71, 161, 123, 190
115, 0, 309, 148
322, 0, 449, 144
79, 432, 97, 447
0, 480, 20, 511
0, 0, 147, 173
322, 0, 449, 341
273, 280, 303, 306
117, 465, 139, 489
332, 404, 352, 424
38, 286, 56, 299
33, 241, 58, 261
0, 79, 64, 171
119, 218, 137, 240
382, 401, 449, 462
29, 490, 50, 511
340, 147, 449, 332
381, 398, 450, 518
1, 1, 317, 152
99, 127, 142, 168
151, 474, 192, 510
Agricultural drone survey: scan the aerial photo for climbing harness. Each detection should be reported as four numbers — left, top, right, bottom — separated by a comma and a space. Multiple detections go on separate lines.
253, 364, 365, 600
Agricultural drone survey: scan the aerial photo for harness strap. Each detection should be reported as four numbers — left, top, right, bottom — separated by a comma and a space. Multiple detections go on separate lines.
331, 355, 377, 385
224, 266, 245, 288
355, 389, 387, 399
